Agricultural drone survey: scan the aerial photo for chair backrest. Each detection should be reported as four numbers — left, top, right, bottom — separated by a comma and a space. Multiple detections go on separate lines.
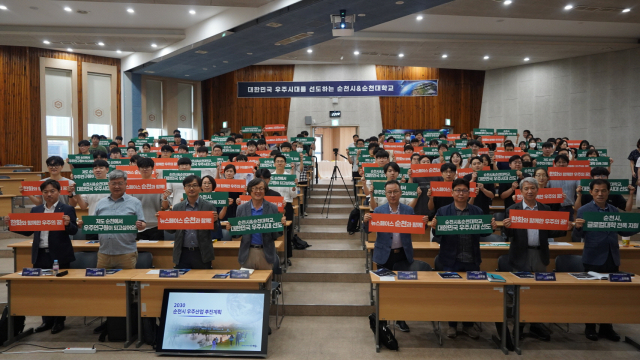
272, 254, 282, 275
433, 255, 443, 271
0, 176, 10, 179
12, 169, 30, 172
71, 227, 86, 240
493, 212, 506, 221
393, 260, 432, 271
483, 233, 506, 243
554, 255, 584, 272
497, 255, 513, 272
163, 231, 175, 240
69, 251, 98, 269
136, 251, 154, 269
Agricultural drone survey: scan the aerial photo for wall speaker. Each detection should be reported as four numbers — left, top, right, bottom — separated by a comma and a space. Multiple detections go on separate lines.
304, 116, 312, 125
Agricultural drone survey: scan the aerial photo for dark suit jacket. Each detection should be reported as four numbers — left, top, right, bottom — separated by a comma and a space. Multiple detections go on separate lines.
237, 200, 282, 265
169, 196, 217, 264
364, 203, 415, 265
14, 202, 78, 265
435, 202, 487, 268
505, 201, 567, 270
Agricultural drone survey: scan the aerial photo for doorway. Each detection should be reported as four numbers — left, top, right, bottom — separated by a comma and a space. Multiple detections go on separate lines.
312, 126, 358, 178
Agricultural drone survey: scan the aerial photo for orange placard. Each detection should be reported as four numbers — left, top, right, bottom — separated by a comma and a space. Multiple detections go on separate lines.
477, 148, 489, 155
8, 213, 65, 231
264, 124, 286, 132
508, 209, 569, 231
238, 195, 285, 212
494, 151, 523, 162
126, 179, 167, 194
393, 154, 413, 164
150, 147, 162, 152
152, 158, 179, 170
368, 213, 425, 234
548, 167, 591, 180
256, 151, 271, 158
116, 165, 157, 179
514, 188, 564, 204
410, 164, 441, 177
567, 160, 590, 167
382, 142, 405, 152
265, 136, 288, 145
447, 134, 461, 141
214, 179, 246, 192
456, 166, 491, 177
221, 162, 255, 174
157, 211, 215, 230
480, 135, 505, 144
246, 157, 261, 167
430, 181, 477, 197
567, 140, 583, 148
361, 163, 379, 169
21, 181, 69, 196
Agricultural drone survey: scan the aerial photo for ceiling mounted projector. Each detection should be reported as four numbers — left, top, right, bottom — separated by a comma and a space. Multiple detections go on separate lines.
331, 9, 355, 36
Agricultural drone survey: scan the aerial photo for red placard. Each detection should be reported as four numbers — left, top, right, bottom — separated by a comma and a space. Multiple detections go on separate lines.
494, 151, 523, 162
393, 154, 413, 164
264, 124, 286, 132
477, 148, 489, 155
495, 147, 523, 152
447, 134, 461, 141
480, 135, 505, 144
214, 179, 246, 192
118, 144, 127, 148
8, 213, 65, 231
413, 146, 425, 153
514, 188, 564, 204
265, 136, 288, 145
21, 181, 70, 196
410, 164, 441, 177
368, 213, 425, 234
238, 195, 285, 212
221, 162, 255, 174
149, 147, 162, 152
152, 158, 179, 170
382, 142, 405, 151
548, 167, 591, 180
456, 166, 491, 177
508, 209, 570, 231
567, 140, 583, 148
430, 181, 477, 197
246, 157, 261, 167
567, 160, 590, 167
157, 211, 215, 230
126, 179, 167, 194
187, 140, 198, 146
361, 163, 379, 169
116, 165, 157, 179
255, 151, 271, 158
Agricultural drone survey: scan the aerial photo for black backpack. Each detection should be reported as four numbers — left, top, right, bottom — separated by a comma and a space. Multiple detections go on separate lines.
0, 305, 25, 345
292, 235, 311, 249
347, 207, 361, 235
368, 313, 399, 351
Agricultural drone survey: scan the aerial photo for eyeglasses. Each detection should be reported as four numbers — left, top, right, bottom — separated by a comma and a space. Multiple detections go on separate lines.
385, 190, 400, 195
185, 184, 200, 189
453, 189, 470, 194
252, 187, 265, 192
110, 182, 125, 187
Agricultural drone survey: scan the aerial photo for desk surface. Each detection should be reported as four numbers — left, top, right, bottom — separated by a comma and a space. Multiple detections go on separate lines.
371, 271, 514, 286
502, 272, 640, 287
8, 239, 284, 251
365, 241, 640, 252
2, 269, 147, 282
133, 269, 271, 283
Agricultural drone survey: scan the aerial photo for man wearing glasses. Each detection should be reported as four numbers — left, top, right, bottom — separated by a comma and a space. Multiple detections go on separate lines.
431, 178, 497, 339
92, 170, 146, 269
20, 156, 76, 207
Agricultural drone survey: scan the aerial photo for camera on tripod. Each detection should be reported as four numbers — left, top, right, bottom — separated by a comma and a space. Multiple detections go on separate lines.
333, 148, 339, 156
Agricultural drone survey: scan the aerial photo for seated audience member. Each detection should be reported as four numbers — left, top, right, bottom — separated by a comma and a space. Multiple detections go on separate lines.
495, 142, 517, 170
573, 179, 640, 342
364, 179, 428, 333
129, 154, 141, 166
67, 140, 93, 169
115, 136, 123, 146
160, 144, 174, 158
109, 147, 122, 159
126, 146, 137, 158
167, 175, 217, 269
89, 134, 107, 154
4, 179, 77, 335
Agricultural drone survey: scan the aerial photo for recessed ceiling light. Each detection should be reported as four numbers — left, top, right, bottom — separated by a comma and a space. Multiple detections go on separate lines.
564, 4, 573, 10
43, 40, 50, 44
127, 8, 134, 13
398, 53, 404, 57
395, 1, 404, 4
189, 10, 196, 15
622, 8, 631, 13
484, 55, 490, 60
504, 0, 512, 5
524, 57, 530, 61
116, 50, 121, 53
0, 5, 7, 10
416, 15, 423, 20
67, 48, 73, 52
307, 49, 313, 53
185, 75, 189, 77
358, 13, 366, 17
64, 6, 72, 12
442, 54, 448, 58
144, 71, 154, 74
247, 52, 252, 55
223, 60, 228, 63
98, 42, 104, 46
354, 51, 360, 55
151, 43, 157, 48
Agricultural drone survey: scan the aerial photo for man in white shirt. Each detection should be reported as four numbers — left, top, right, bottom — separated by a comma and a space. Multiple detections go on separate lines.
70, 160, 110, 240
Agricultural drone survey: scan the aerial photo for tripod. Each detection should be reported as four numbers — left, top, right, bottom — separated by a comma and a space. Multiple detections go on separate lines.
321, 150, 355, 217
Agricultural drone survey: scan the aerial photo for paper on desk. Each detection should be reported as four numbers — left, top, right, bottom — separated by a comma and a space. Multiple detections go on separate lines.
379, 277, 396, 281
587, 271, 609, 280
549, 242, 572, 246
146, 270, 160, 274
138, 240, 158, 243
240, 268, 255, 274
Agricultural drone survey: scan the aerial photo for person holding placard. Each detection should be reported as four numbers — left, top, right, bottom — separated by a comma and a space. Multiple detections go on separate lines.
162, 157, 194, 209
22, 156, 76, 207
88, 134, 107, 155
573, 179, 640, 342
66, 139, 93, 170
574, 167, 635, 213
134, 157, 164, 240
369, 162, 421, 209
547, 154, 579, 221
427, 163, 457, 217
201, 175, 228, 240
71, 159, 110, 240
431, 144, 448, 164
167, 175, 218, 269
363, 179, 429, 333
4, 179, 77, 334
463, 156, 494, 214
361, 150, 391, 201
220, 164, 241, 220
498, 155, 529, 211
268, 154, 297, 263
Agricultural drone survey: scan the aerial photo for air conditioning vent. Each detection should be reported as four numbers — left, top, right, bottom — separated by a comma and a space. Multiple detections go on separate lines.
574, 5, 625, 12
275, 33, 312, 46
266, 22, 282, 28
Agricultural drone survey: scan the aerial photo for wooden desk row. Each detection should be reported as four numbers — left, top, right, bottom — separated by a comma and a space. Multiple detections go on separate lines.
371, 272, 640, 354
2, 269, 272, 347
8, 239, 285, 272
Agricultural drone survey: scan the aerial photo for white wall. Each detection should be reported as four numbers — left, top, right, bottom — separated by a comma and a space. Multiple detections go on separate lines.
287, 64, 383, 139
479, 48, 640, 179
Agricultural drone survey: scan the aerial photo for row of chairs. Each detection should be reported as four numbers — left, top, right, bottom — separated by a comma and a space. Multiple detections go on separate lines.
391, 254, 585, 273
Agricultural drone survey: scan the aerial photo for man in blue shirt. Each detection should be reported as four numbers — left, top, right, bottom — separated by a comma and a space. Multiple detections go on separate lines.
573, 179, 640, 342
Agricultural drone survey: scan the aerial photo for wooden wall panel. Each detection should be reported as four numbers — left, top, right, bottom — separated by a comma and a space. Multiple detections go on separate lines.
202, 65, 294, 137
376, 66, 484, 134
0, 46, 120, 171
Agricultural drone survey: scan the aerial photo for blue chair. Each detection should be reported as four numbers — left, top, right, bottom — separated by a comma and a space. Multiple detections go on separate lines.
554, 255, 584, 272
69, 252, 98, 269
272, 255, 284, 329
136, 252, 154, 269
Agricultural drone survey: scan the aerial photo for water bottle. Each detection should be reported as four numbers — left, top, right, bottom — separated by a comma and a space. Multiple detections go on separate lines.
53, 260, 59, 275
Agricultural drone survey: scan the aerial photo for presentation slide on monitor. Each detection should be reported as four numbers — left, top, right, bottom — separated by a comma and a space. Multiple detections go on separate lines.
162, 292, 264, 351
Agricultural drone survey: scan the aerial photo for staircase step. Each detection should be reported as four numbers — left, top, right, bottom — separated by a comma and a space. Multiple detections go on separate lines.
305, 204, 353, 214
0, 280, 6, 306
0, 238, 21, 258
300, 214, 348, 226
284, 282, 371, 306
294, 240, 364, 258
275, 305, 373, 316
0, 231, 29, 241
307, 196, 354, 205
283, 272, 369, 282
0, 258, 14, 276
284, 258, 367, 281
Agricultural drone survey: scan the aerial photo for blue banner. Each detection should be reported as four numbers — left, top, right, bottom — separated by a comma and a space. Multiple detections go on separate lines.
238, 80, 438, 98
